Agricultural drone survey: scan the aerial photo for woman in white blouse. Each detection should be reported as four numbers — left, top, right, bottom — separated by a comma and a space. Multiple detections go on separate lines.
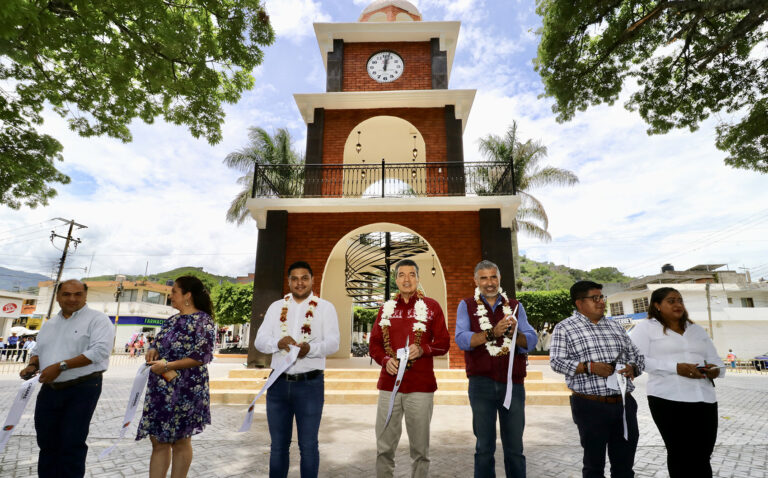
630, 287, 723, 478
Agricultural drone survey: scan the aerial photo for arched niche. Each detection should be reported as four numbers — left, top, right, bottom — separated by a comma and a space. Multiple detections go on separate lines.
342, 116, 427, 197
319, 222, 448, 362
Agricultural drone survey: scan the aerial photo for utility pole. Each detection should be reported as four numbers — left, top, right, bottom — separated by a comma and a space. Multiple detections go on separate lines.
45, 218, 87, 321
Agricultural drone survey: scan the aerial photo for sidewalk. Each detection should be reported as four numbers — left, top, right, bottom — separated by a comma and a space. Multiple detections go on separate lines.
1, 361, 766, 477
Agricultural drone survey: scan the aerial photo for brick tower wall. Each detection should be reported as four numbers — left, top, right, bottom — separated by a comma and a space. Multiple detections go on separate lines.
282, 211, 481, 369
343, 41, 432, 91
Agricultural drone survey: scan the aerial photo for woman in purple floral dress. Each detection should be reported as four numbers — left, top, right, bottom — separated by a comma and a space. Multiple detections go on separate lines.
137, 276, 216, 478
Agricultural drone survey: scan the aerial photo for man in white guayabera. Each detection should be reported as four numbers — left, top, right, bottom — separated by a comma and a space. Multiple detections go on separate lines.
254, 261, 340, 478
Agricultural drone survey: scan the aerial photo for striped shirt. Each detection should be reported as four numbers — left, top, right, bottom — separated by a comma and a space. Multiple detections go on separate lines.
550, 311, 645, 395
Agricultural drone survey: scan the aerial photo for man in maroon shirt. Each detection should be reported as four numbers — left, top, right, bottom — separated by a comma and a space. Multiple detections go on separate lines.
369, 259, 450, 478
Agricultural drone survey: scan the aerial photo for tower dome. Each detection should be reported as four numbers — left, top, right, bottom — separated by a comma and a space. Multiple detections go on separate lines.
359, 0, 422, 22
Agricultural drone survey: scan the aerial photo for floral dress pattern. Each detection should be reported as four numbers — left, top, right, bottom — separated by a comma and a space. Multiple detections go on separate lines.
136, 311, 215, 443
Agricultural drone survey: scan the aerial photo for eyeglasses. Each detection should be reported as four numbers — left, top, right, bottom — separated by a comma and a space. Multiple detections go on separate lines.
579, 294, 607, 303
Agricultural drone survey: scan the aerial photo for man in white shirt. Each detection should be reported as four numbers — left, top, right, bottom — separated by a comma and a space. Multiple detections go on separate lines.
19, 279, 114, 478
254, 261, 340, 478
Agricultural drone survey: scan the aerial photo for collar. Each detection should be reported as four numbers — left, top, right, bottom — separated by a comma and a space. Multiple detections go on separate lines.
288, 293, 315, 305
574, 310, 604, 324
59, 304, 88, 320
479, 294, 504, 310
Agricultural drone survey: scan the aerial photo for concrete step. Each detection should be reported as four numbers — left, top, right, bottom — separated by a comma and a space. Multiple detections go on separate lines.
210, 389, 571, 406
226, 368, 544, 381
210, 376, 565, 392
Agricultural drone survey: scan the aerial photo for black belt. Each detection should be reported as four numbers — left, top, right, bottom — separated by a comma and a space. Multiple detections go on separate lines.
281, 369, 323, 382
572, 391, 629, 404
45, 371, 103, 390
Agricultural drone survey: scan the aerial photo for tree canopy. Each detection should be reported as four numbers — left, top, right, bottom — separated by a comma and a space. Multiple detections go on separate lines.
212, 281, 253, 326
1, 0, 275, 208
535, 1, 768, 173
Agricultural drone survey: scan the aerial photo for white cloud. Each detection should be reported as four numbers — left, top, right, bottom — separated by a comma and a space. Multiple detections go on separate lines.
264, 0, 331, 40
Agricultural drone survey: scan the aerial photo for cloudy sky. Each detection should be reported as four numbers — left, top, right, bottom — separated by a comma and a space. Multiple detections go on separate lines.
1, 0, 767, 284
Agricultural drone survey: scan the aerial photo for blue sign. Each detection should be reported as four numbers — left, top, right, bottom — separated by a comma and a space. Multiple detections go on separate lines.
109, 316, 167, 327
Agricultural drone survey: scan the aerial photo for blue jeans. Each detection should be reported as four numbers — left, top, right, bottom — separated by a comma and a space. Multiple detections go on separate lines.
468, 376, 526, 478
34, 374, 103, 478
266, 373, 325, 478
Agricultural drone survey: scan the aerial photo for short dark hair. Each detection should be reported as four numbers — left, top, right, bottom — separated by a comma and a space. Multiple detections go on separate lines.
570, 280, 603, 306
55, 279, 88, 295
287, 261, 313, 277
394, 259, 419, 277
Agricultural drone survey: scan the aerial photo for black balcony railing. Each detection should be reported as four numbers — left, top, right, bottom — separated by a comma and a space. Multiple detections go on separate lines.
250, 160, 515, 198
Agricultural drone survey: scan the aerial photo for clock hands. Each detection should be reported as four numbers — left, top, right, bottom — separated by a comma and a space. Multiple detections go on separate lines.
383, 52, 390, 72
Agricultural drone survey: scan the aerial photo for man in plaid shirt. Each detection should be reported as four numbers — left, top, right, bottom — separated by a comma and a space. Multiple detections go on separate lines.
550, 281, 644, 478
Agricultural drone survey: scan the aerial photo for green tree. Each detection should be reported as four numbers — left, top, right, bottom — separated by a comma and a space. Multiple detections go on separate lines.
212, 282, 253, 326
223, 127, 304, 224
517, 289, 572, 332
535, 1, 768, 173
1, 0, 275, 209
478, 122, 579, 284
353, 307, 378, 334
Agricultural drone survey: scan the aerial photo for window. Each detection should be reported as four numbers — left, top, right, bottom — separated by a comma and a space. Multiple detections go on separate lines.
741, 297, 755, 308
142, 290, 165, 304
727, 298, 733, 304
609, 302, 624, 316
119, 289, 138, 302
632, 297, 649, 314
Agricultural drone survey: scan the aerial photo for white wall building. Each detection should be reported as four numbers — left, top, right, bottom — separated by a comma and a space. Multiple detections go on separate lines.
606, 264, 768, 359
35, 280, 175, 351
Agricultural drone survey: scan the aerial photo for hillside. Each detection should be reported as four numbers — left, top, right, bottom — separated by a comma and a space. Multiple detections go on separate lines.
0, 266, 49, 291
518, 256, 633, 291
84, 266, 238, 290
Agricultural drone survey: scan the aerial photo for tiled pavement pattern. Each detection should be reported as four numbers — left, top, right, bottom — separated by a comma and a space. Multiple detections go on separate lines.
1, 362, 766, 477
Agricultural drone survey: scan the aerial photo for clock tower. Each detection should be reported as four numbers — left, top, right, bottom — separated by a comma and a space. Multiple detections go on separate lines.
246, 0, 521, 370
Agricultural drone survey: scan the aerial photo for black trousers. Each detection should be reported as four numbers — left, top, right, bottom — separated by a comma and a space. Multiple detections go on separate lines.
648, 395, 717, 478
34, 375, 103, 478
570, 394, 639, 478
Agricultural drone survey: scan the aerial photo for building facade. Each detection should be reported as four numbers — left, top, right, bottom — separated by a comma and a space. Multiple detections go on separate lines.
246, 1, 520, 368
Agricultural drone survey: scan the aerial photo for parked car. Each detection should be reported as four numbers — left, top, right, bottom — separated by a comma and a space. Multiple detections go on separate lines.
754, 352, 768, 371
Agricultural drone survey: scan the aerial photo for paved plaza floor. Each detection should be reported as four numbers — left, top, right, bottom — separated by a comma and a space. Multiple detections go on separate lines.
1, 359, 766, 477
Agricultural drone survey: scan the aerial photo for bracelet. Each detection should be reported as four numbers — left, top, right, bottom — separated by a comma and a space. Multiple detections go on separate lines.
163, 360, 169, 372
587, 362, 593, 375
485, 329, 496, 343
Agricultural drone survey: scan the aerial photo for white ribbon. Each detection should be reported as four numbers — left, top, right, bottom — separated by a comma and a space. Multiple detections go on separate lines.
99, 363, 152, 459
503, 304, 520, 410
383, 337, 409, 431
606, 364, 629, 440
0, 375, 40, 454
238, 345, 301, 433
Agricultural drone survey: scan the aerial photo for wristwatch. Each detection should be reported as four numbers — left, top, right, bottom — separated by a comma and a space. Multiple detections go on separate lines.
59, 361, 68, 371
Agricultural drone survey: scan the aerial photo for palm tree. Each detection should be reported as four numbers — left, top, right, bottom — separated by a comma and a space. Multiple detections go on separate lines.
223, 127, 303, 225
478, 121, 579, 285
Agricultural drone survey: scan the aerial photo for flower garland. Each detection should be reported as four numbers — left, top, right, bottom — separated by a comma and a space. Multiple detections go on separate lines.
279, 294, 318, 344
379, 291, 427, 368
475, 287, 515, 356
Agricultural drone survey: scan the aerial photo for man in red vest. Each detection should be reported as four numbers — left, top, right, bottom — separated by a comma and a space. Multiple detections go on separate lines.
370, 259, 450, 478
455, 260, 538, 478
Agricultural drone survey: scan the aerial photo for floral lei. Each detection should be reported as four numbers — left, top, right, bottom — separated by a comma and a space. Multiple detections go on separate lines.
379, 291, 428, 368
475, 287, 515, 356
279, 294, 317, 343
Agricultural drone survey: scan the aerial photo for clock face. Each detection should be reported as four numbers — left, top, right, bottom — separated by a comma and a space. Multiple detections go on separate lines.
367, 51, 404, 83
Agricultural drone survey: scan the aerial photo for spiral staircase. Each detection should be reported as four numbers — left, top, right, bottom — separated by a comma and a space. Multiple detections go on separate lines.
344, 231, 429, 307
